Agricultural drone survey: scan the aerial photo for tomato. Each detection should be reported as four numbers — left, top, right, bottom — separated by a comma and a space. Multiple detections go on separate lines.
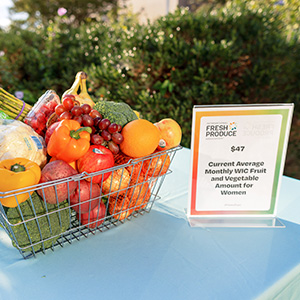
46, 99, 58, 111
36, 112, 46, 123
39, 105, 49, 115
30, 118, 39, 130
77, 145, 114, 184
77, 200, 106, 228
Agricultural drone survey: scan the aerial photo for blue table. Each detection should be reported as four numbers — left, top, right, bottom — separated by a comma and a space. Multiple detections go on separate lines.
1, 147, 300, 300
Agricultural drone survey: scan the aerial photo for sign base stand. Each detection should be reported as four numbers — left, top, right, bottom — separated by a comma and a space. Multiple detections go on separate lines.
188, 217, 285, 228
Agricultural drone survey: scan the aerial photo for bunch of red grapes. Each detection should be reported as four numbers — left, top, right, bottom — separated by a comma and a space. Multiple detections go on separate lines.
55, 95, 124, 154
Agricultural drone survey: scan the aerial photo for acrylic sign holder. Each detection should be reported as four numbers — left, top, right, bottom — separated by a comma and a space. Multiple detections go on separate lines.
187, 104, 294, 228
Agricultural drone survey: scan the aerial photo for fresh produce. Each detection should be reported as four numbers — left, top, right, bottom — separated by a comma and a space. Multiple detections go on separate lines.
108, 193, 134, 221
106, 165, 151, 220
55, 98, 95, 124
79, 73, 95, 107
70, 180, 101, 213
93, 100, 138, 128
102, 168, 131, 196
49, 156, 77, 170
37, 160, 78, 204
62, 71, 95, 107
0, 74, 182, 252
54, 101, 124, 154
154, 118, 182, 151
61, 72, 81, 105
0, 158, 41, 208
44, 121, 60, 145
24, 90, 60, 137
77, 200, 106, 228
47, 119, 92, 163
120, 119, 161, 158
113, 152, 144, 185
0, 88, 32, 121
127, 182, 151, 209
91, 118, 124, 154
0, 110, 10, 119
77, 145, 114, 184
0, 119, 47, 167
2, 192, 70, 252
61, 94, 76, 112
142, 151, 171, 178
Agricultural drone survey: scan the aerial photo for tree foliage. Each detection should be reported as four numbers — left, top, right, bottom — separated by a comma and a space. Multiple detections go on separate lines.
1, 1, 299, 178
9, 0, 119, 26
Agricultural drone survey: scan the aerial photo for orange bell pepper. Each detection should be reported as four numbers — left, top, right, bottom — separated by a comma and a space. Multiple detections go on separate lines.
47, 119, 92, 163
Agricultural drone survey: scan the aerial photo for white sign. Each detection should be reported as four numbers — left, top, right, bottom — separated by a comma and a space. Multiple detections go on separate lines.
187, 104, 294, 225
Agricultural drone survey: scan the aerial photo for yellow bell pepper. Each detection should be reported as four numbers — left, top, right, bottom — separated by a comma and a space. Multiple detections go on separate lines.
0, 158, 41, 208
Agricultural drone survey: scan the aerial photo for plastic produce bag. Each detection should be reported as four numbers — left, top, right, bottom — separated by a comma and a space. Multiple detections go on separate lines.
0, 119, 47, 167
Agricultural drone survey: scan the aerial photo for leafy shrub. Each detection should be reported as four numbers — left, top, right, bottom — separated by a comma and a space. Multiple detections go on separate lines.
0, 2, 299, 178
88, 3, 300, 178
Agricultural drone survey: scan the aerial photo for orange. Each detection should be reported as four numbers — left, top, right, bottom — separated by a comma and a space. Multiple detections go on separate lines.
102, 168, 131, 196
108, 194, 134, 220
142, 151, 171, 178
120, 119, 161, 158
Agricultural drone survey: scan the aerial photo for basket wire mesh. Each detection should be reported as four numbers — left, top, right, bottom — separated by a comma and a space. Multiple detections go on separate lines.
0, 146, 181, 259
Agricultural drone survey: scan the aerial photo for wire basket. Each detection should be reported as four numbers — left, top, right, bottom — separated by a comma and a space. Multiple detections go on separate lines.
0, 146, 181, 259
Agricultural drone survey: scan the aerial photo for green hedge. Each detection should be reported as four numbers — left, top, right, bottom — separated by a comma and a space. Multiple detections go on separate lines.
0, 2, 299, 178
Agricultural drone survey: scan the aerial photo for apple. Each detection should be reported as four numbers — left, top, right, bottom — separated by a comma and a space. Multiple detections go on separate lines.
154, 118, 182, 151
77, 200, 106, 228
70, 180, 101, 213
76, 145, 114, 184
37, 160, 78, 204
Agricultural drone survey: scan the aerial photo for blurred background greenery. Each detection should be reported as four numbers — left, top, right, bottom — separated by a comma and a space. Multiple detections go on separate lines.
0, 0, 299, 178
